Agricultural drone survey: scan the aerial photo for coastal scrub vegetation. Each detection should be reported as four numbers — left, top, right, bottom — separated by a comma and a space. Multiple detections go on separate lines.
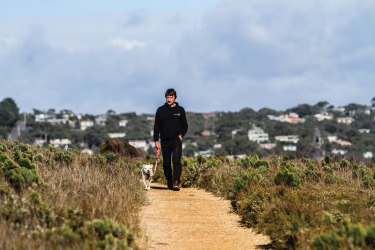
153, 154, 375, 249
0, 140, 145, 249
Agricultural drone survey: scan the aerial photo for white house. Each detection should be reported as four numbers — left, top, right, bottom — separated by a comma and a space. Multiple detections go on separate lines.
327, 136, 338, 143
359, 129, 370, 134
267, 113, 305, 123
260, 143, 276, 150
334, 139, 352, 147
337, 117, 354, 125
275, 135, 299, 144
108, 133, 126, 139
50, 139, 71, 149
95, 115, 107, 126
332, 148, 347, 155
314, 112, 333, 121
283, 113, 305, 124
283, 145, 297, 151
82, 148, 94, 155
364, 152, 373, 159
364, 109, 371, 115
248, 128, 269, 143
119, 120, 128, 127
214, 144, 222, 149
80, 120, 94, 131
128, 140, 147, 151
194, 150, 214, 157
34, 138, 47, 147
267, 115, 284, 122
35, 113, 52, 122
47, 118, 75, 127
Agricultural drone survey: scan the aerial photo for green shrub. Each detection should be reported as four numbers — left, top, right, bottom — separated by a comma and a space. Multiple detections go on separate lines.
6, 169, 24, 190
274, 168, 301, 188
366, 225, 375, 247
63, 152, 74, 165
323, 155, 332, 165
105, 153, 116, 162
35, 154, 43, 163
19, 157, 36, 170
362, 174, 375, 188
312, 231, 342, 249
196, 154, 206, 164
240, 192, 266, 226
340, 159, 351, 169
305, 169, 322, 181
0, 152, 8, 162
253, 160, 269, 169
324, 174, 337, 184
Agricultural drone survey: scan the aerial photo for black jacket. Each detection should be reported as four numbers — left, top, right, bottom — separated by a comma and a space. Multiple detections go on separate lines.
153, 102, 188, 142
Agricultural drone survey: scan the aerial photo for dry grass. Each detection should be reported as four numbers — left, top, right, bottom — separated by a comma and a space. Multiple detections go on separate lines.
0, 140, 146, 249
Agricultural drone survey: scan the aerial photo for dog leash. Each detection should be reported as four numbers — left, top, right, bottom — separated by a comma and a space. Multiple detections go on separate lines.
153, 147, 160, 174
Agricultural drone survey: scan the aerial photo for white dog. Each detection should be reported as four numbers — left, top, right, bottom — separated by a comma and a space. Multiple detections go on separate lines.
141, 164, 154, 190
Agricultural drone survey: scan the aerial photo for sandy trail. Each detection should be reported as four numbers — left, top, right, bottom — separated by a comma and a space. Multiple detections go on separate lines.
140, 183, 271, 250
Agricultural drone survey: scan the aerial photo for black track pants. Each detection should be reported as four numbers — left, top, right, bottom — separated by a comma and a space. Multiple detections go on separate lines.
161, 137, 182, 183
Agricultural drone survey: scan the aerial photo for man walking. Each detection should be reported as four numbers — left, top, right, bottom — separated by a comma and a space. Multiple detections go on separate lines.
154, 88, 188, 191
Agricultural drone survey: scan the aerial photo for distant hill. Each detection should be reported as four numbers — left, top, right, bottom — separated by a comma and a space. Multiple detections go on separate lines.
5, 97, 374, 161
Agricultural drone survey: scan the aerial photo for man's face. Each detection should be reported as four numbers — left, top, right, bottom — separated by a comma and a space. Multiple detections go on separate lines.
166, 95, 176, 106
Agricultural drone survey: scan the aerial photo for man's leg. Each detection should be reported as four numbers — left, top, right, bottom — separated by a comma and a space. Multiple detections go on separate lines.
172, 138, 183, 189
161, 140, 173, 189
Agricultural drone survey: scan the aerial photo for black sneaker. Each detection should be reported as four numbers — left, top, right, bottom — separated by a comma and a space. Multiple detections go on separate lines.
167, 179, 173, 190
173, 180, 180, 191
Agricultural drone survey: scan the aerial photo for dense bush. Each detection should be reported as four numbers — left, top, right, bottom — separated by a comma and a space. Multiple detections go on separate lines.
0, 140, 144, 249
172, 153, 375, 249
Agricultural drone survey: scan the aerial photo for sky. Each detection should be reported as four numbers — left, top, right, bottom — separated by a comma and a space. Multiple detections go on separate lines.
0, 0, 374, 114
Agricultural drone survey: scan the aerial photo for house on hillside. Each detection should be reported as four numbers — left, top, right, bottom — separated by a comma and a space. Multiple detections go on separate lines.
248, 128, 269, 143
283, 113, 305, 124
327, 136, 337, 143
47, 118, 75, 127
50, 139, 71, 150
35, 113, 53, 122
108, 133, 126, 139
95, 115, 107, 126
128, 140, 147, 151
34, 138, 47, 147
260, 143, 276, 150
358, 129, 370, 134
201, 130, 213, 137
275, 135, 299, 144
80, 120, 94, 131
314, 112, 333, 121
337, 117, 354, 125
203, 112, 216, 119
267, 113, 305, 123
119, 120, 128, 127
332, 148, 347, 155
283, 145, 297, 151
364, 152, 373, 159
334, 139, 352, 147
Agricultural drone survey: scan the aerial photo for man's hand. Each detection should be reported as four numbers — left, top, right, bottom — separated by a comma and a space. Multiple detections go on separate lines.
155, 141, 161, 151
179, 135, 183, 141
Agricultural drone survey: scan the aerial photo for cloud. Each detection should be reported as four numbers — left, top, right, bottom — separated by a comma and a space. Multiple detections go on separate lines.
110, 37, 146, 50
0, 0, 374, 114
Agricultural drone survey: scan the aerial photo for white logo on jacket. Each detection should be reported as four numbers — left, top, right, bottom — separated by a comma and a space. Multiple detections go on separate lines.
173, 113, 180, 116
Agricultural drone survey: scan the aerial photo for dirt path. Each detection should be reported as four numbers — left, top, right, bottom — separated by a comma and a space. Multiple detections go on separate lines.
140, 183, 271, 250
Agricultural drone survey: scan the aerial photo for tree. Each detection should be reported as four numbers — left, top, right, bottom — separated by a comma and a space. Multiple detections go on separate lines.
0, 97, 19, 127
372, 97, 375, 107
